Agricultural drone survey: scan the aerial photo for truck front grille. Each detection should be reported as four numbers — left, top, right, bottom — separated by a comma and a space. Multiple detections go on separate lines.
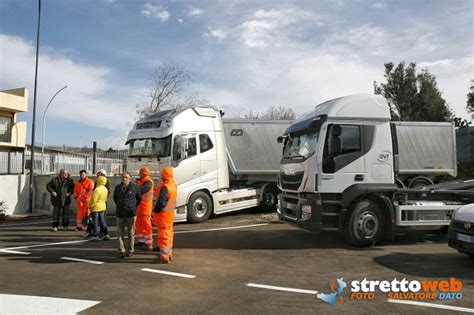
281, 172, 304, 191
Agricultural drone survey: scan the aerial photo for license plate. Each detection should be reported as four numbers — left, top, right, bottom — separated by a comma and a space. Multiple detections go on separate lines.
456, 233, 474, 244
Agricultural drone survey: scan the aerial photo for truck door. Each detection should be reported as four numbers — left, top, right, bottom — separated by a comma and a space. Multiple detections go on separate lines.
172, 134, 201, 188
199, 133, 218, 189
319, 123, 366, 193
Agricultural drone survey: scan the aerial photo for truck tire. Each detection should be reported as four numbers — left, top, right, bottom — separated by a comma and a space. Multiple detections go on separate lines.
260, 185, 279, 212
409, 177, 433, 189
344, 200, 386, 247
187, 191, 213, 223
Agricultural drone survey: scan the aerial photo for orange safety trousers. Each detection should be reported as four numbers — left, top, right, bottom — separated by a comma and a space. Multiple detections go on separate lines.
136, 214, 153, 248
76, 201, 90, 229
153, 180, 176, 261
136, 177, 154, 249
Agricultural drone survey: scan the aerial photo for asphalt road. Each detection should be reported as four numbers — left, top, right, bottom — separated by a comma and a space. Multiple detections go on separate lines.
0, 210, 473, 314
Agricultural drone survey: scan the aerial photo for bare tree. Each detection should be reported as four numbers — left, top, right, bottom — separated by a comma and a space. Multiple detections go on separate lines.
136, 62, 209, 118
243, 106, 295, 120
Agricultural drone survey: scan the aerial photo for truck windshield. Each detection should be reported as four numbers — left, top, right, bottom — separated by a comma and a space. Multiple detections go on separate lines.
282, 132, 319, 161
128, 135, 171, 158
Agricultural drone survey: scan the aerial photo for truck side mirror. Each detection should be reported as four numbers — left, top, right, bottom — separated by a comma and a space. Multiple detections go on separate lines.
277, 136, 284, 143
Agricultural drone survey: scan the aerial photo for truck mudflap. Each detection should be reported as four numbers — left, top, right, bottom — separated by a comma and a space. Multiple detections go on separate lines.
278, 192, 322, 233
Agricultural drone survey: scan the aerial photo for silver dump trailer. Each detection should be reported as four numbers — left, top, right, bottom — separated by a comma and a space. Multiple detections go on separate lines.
223, 120, 291, 179
393, 121, 456, 178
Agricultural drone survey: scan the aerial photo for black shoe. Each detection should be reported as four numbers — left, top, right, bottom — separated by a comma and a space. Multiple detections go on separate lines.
119, 252, 126, 258
126, 252, 133, 257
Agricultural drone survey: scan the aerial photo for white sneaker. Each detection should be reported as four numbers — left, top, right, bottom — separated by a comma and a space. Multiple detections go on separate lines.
51, 227, 58, 232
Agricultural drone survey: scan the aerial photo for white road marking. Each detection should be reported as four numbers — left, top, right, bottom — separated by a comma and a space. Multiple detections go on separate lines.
246, 283, 319, 295
0, 294, 100, 314
0, 249, 31, 255
388, 299, 474, 313
175, 223, 270, 234
141, 268, 196, 278
0, 239, 89, 251
0, 223, 269, 253
60, 257, 104, 265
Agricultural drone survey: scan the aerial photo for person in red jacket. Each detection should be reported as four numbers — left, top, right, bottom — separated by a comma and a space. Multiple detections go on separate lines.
73, 170, 94, 231
153, 167, 177, 263
136, 167, 154, 250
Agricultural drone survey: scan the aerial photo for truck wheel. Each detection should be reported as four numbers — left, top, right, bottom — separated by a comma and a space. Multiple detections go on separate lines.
344, 200, 385, 247
187, 191, 213, 223
260, 185, 279, 212
409, 177, 433, 189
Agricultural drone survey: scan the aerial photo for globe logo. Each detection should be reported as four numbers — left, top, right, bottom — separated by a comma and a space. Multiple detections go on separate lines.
316, 278, 347, 305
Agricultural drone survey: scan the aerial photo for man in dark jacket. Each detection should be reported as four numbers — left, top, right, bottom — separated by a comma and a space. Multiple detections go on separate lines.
113, 171, 141, 258
46, 169, 74, 231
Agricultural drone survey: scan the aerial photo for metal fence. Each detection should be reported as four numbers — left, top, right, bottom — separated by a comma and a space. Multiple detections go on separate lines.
24, 148, 128, 176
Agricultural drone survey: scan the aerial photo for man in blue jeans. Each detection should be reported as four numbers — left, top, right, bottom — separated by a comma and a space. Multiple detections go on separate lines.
88, 175, 109, 241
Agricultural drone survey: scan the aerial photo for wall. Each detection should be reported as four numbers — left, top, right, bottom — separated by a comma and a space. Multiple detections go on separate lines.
0, 175, 30, 215
34, 175, 124, 214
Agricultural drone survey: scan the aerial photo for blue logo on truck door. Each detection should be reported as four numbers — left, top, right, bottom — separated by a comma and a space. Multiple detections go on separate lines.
377, 150, 392, 163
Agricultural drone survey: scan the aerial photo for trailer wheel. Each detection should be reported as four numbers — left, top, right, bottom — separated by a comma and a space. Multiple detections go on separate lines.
344, 200, 385, 247
409, 177, 433, 189
187, 191, 213, 223
260, 185, 279, 212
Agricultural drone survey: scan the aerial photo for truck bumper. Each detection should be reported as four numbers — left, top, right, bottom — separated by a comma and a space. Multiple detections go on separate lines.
278, 192, 322, 233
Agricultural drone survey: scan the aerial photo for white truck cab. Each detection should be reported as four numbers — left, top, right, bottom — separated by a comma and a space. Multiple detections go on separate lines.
278, 94, 474, 246
127, 106, 290, 223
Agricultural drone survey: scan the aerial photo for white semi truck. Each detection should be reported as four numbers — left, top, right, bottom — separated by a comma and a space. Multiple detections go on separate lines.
126, 106, 290, 223
277, 94, 474, 246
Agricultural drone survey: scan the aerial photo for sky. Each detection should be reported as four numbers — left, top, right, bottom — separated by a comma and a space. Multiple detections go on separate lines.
0, 0, 472, 149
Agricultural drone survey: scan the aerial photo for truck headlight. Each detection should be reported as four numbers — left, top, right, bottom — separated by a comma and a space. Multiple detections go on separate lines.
301, 205, 312, 221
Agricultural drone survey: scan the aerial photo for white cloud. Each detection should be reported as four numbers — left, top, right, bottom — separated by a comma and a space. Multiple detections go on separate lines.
178, 18, 183, 24
141, 4, 170, 22
203, 28, 227, 40
187, 6, 205, 16
326, 25, 389, 56
372, 2, 386, 9
239, 8, 324, 48
0, 34, 139, 131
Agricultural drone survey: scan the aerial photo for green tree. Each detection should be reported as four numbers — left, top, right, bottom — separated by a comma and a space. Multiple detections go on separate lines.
467, 90, 474, 115
374, 62, 453, 121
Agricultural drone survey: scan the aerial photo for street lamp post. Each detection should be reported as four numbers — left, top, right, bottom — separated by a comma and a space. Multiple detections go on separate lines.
28, 0, 41, 214
41, 85, 68, 174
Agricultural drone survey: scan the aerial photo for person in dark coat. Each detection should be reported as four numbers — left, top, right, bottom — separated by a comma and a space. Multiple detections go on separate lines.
113, 171, 141, 258
46, 169, 74, 231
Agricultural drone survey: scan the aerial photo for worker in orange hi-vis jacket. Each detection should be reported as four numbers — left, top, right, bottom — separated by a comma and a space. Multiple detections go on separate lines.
135, 167, 154, 250
152, 167, 177, 264
73, 170, 94, 231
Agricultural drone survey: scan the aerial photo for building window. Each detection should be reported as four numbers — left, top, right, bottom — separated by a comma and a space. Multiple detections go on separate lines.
0, 116, 12, 143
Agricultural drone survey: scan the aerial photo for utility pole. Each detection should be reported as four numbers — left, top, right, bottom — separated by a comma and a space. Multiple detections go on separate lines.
29, 0, 41, 214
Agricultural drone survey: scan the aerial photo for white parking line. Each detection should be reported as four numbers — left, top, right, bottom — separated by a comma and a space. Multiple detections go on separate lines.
0, 223, 269, 252
387, 299, 474, 313
60, 257, 104, 265
175, 223, 270, 234
0, 249, 31, 255
141, 268, 196, 278
246, 283, 318, 295
0, 239, 89, 251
